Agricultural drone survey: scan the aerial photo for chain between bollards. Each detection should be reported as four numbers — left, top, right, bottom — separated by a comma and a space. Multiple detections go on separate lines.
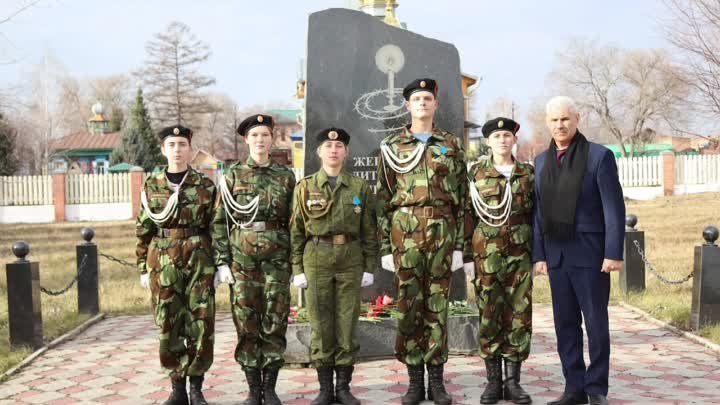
39, 254, 89, 296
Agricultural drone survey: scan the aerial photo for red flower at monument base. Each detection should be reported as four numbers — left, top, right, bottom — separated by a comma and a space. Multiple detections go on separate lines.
367, 294, 394, 318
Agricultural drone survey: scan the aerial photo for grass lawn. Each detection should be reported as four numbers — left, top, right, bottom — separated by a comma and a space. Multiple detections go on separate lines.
1, 192, 719, 375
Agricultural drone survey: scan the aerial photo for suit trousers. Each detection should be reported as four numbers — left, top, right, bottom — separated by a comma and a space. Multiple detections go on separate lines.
549, 260, 610, 396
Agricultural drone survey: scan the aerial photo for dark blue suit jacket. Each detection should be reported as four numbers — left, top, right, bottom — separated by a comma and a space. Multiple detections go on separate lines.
532, 142, 626, 269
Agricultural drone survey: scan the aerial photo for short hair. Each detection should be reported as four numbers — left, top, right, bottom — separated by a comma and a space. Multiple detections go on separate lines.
546, 96, 578, 115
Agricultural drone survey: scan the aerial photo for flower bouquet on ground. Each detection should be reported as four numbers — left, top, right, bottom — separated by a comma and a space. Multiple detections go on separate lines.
361, 294, 398, 322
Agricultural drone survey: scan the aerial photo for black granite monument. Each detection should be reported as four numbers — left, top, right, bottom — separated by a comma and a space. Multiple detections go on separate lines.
304, 8, 467, 301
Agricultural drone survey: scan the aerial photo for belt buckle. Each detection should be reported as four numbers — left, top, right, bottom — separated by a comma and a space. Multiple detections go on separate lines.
161, 229, 170, 238
333, 234, 346, 245
423, 206, 434, 218
252, 222, 266, 232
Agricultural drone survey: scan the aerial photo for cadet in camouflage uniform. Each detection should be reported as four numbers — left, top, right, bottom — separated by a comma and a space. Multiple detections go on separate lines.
136, 125, 228, 405
290, 127, 378, 405
211, 114, 295, 405
464, 117, 533, 405
376, 79, 466, 405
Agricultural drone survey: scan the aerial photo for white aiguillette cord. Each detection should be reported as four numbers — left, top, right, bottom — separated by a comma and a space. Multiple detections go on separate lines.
217, 172, 260, 229
140, 171, 189, 226
380, 141, 425, 188
469, 176, 513, 228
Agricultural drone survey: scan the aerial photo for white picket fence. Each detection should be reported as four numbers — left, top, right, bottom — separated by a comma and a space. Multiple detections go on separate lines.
66, 173, 132, 204
3, 154, 720, 210
616, 156, 662, 187
676, 154, 720, 185
0, 175, 53, 206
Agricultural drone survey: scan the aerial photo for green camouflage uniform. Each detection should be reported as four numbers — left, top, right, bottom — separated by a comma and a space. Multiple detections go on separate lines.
136, 166, 217, 379
212, 157, 295, 370
464, 157, 534, 362
290, 168, 378, 368
376, 127, 467, 366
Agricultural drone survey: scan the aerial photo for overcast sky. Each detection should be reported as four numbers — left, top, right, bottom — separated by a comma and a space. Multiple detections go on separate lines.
0, 0, 672, 124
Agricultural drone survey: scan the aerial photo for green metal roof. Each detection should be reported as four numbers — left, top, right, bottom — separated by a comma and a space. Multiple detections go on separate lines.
266, 109, 301, 124
604, 143, 674, 158
108, 163, 134, 172
63, 149, 113, 158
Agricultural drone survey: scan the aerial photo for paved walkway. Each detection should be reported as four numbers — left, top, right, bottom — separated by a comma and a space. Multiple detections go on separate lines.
1, 305, 719, 405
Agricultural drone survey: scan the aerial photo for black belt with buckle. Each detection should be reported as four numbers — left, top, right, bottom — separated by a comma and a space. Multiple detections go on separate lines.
397, 205, 452, 218
157, 228, 205, 239
312, 234, 355, 245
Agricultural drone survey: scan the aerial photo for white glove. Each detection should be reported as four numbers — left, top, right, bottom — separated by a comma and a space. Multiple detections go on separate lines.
451, 250, 464, 271
463, 262, 475, 279
381, 254, 396, 272
140, 273, 149, 289
293, 273, 308, 289
361, 272, 374, 287
214, 265, 235, 288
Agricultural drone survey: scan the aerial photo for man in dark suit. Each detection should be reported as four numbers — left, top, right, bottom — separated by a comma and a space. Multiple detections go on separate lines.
533, 96, 625, 405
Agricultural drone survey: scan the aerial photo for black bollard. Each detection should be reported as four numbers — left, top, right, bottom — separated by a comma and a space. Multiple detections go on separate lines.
77, 228, 99, 315
690, 226, 720, 330
6, 241, 43, 350
620, 214, 645, 293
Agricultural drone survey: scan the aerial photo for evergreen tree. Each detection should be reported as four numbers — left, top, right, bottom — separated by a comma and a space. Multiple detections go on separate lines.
0, 113, 19, 176
111, 88, 162, 171
108, 106, 124, 132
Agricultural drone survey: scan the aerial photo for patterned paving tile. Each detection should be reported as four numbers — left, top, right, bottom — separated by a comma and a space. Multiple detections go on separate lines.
0, 305, 718, 404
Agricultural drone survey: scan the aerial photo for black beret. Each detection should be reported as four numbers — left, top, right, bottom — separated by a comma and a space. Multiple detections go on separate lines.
316, 127, 350, 145
158, 125, 193, 141
481, 117, 520, 138
237, 114, 274, 136
402, 78, 439, 100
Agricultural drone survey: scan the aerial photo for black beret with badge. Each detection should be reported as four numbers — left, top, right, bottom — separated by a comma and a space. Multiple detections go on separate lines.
316, 127, 350, 145
402, 78, 439, 100
236, 114, 275, 136
481, 117, 520, 138
158, 125, 193, 141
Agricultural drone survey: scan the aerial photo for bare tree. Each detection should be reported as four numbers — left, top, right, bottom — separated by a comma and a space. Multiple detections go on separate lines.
138, 21, 216, 128
55, 76, 87, 134
485, 97, 520, 121
663, 0, 720, 116
194, 92, 238, 156
88, 75, 130, 112
548, 39, 690, 157
1, 0, 45, 65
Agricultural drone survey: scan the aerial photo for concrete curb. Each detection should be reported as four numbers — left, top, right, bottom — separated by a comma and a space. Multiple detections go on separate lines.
0, 313, 106, 381
619, 302, 720, 354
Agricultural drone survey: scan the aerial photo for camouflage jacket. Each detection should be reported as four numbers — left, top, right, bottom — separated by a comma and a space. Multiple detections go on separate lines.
376, 126, 467, 256
211, 157, 296, 267
135, 166, 217, 274
290, 168, 379, 275
463, 157, 534, 262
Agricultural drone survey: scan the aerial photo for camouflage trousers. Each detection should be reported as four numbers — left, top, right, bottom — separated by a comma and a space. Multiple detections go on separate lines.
303, 240, 364, 368
230, 229, 292, 370
391, 210, 455, 366
148, 235, 216, 378
471, 224, 533, 362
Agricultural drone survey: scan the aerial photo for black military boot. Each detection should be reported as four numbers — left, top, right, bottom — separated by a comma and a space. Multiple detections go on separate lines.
263, 367, 282, 405
311, 367, 335, 405
503, 360, 531, 404
188, 375, 208, 405
480, 357, 503, 404
242, 368, 262, 405
335, 366, 360, 405
162, 377, 188, 405
426, 364, 452, 405
401, 365, 425, 405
